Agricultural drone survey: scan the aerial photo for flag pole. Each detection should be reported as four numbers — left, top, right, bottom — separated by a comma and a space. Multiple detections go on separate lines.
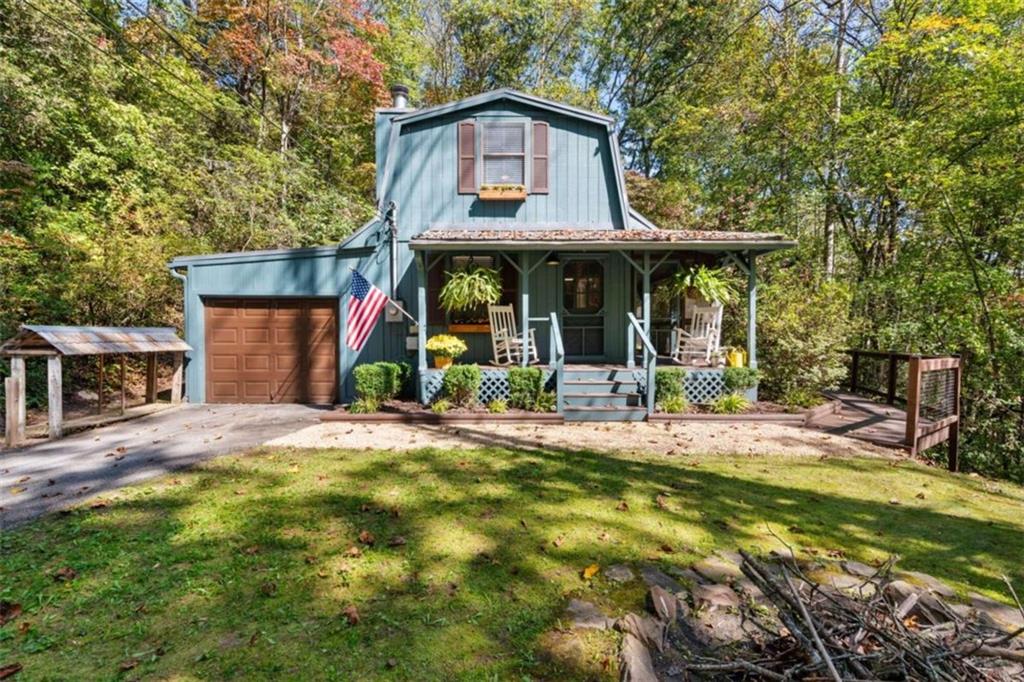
348, 266, 418, 325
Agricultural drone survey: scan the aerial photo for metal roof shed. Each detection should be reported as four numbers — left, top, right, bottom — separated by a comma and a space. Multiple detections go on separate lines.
1, 325, 191, 446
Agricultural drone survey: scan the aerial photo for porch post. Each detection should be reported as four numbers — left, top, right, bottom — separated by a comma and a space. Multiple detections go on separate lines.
48, 355, 63, 438
519, 252, 530, 367
643, 250, 651, 337
415, 252, 428, 402
746, 252, 757, 370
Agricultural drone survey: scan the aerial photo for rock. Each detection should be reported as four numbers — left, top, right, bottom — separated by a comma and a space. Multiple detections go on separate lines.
692, 555, 742, 583
565, 598, 613, 630
692, 583, 740, 609
647, 586, 678, 623
664, 565, 708, 585
842, 560, 879, 578
639, 564, 684, 594
731, 575, 766, 602
968, 592, 1024, 631
606, 564, 635, 583
820, 571, 877, 598
619, 632, 658, 682
884, 579, 921, 604
900, 570, 957, 599
616, 612, 666, 653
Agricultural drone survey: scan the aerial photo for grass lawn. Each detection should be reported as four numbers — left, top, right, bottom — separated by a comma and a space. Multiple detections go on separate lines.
2, 443, 1023, 680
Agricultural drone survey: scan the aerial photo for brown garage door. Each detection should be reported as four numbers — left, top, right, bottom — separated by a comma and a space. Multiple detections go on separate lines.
205, 298, 337, 404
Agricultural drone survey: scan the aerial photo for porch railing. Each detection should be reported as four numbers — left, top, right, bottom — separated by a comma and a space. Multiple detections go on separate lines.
548, 313, 565, 414
627, 313, 657, 415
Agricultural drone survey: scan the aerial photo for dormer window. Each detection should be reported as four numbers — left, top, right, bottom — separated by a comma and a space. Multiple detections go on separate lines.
458, 119, 549, 198
482, 122, 526, 185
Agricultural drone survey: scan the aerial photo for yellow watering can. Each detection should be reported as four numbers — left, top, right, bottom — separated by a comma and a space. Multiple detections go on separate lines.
726, 348, 747, 368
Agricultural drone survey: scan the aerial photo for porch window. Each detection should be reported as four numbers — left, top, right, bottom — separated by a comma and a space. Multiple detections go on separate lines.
427, 254, 517, 332
481, 122, 526, 185
563, 260, 604, 314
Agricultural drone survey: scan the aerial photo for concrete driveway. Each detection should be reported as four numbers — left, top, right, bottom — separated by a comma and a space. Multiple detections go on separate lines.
1, 404, 325, 528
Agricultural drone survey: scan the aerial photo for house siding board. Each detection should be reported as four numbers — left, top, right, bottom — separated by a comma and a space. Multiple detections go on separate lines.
181, 248, 419, 404
387, 101, 623, 233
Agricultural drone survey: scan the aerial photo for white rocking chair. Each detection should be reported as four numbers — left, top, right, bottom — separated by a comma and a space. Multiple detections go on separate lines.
672, 303, 723, 365
488, 304, 539, 365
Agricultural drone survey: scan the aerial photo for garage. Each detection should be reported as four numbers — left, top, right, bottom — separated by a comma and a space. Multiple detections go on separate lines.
204, 298, 337, 404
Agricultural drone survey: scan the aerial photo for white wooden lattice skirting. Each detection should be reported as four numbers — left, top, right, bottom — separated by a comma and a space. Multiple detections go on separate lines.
420, 368, 554, 404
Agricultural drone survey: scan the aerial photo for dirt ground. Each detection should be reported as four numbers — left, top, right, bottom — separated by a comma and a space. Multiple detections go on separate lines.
266, 420, 899, 459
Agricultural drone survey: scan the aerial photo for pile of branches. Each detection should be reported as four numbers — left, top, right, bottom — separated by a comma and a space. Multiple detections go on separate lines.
682, 550, 1024, 681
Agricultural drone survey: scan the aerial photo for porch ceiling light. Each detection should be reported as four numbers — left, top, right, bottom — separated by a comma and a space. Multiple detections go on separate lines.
545, 252, 560, 266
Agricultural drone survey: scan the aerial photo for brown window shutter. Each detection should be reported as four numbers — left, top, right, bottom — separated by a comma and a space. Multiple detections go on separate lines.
531, 121, 549, 194
427, 257, 445, 325
458, 120, 476, 194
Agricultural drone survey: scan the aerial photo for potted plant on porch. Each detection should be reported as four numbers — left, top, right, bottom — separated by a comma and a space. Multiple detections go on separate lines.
439, 260, 503, 332
657, 264, 737, 304
425, 334, 468, 369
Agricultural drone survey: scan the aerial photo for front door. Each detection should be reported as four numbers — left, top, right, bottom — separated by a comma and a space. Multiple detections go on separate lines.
561, 258, 606, 360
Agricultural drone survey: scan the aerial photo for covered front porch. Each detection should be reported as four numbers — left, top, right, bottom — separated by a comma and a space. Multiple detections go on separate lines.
409, 229, 795, 419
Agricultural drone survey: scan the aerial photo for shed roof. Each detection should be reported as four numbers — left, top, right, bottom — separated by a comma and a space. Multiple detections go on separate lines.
410, 228, 796, 252
0, 325, 191, 357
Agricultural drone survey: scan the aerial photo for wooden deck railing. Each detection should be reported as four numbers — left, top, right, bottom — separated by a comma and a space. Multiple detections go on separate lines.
844, 350, 962, 470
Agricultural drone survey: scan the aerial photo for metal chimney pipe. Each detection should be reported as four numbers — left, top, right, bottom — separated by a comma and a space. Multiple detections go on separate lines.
389, 84, 409, 109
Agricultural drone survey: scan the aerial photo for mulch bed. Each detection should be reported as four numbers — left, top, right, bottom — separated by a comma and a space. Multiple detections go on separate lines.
321, 400, 562, 423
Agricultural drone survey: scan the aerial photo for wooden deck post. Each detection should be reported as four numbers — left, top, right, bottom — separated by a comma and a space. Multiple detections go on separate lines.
849, 350, 859, 393
904, 355, 922, 454
97, 354, 105, 415
119, 354, 127, 414
171, 351, 184, 404
48, 355, 63, 439
948, 359, 961, 472
145, 353, 158, 403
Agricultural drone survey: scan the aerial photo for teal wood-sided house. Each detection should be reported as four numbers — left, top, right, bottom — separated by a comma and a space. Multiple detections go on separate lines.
168, 87, 795, 420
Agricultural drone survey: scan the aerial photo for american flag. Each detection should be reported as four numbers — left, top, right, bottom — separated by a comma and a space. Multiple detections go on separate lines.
346, 271, 389, 351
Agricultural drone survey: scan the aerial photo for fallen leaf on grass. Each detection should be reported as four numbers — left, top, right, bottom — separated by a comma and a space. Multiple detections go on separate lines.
119, 658, 138, 671
17, 622, 30, 635
89, 500, 110, 509
304, 555, 317, 564
0, 663, 23, 679
342, 605, 360, 625
344, 545, 362, 558
52, 567, 77, 582
387, 536, 406, 547
0, 602, 22, 626
616, 501, 629, 512
889, 498, 901, 506
655, 495, 669, 509
242, 546, 260, 556
582, 564, 600, 580
915, 492, 926, 500
552, 535, 565, 548
659, 544, 675, 554
260, 581, 277, 597
358, 530, 375, 546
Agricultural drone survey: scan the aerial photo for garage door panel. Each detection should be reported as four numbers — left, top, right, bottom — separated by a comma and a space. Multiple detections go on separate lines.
205, 298, 337, 404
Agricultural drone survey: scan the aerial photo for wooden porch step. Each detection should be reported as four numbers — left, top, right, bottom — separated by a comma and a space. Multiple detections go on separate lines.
563, 405, 646, 422
563, 392, 638, 408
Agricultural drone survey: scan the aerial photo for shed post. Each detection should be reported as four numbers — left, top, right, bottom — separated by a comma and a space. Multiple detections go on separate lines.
48, 355, 63, 439
11, 357, 26, 442
119, 354, 127, 414
97, 354, 105, 415
171, 351, 184, 404
145, 353, 158, 403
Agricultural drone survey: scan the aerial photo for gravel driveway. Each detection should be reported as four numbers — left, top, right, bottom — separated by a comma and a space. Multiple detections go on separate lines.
1, 404, 324, 527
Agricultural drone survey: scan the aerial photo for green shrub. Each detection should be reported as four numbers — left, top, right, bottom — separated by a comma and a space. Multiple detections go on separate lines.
431, 398, 452, 414
723, 367, 760, 393
655, 367, 687, 404
533, 390, 557, 413
353, 362, 405, 402
508, 366, 544, 410
757, 271, 852, 401
442, 364, 482, 407
349, 397, 379, 414
711, 393, 750, 414
487, 399, 508, 414
781, 388, 824, 409
660, 395, 689, 414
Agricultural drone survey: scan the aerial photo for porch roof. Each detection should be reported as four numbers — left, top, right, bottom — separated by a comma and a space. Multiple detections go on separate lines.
409, 228, 796, 252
